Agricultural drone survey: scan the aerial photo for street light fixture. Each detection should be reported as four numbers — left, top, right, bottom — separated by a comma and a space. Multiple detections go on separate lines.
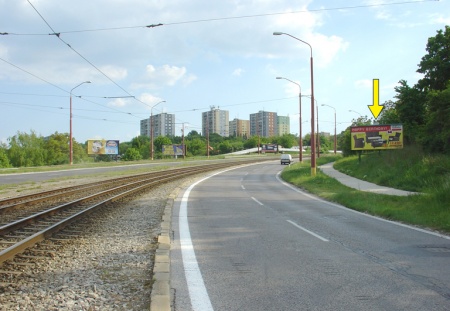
349, 109, 362, 116
69, 81, 91, 165
150, 100, 166, 160
276, 76, 303, 162
322, 104, 337, 154
273, 31, 316, 175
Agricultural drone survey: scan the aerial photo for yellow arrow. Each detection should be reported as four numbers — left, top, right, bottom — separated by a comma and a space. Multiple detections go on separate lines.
368, 79, 384, 119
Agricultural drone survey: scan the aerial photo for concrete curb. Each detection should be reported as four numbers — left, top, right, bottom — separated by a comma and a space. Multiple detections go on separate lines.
150, 189, 179, 311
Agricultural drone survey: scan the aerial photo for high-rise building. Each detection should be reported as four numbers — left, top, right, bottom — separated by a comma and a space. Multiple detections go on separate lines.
140, 113, 175, 137
277, 115, 290, 136
250, 111, 278, 137
229, 118, 250, 138
202, 106, 229, 137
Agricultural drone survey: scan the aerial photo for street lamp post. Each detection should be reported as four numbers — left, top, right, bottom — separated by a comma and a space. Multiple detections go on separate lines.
317, 104, 320, 158
276, 76, 302, 162
273, 32, 316, 175
69, 81, 91, 165
150, 100, 166, 160
322, 104, 337, 154
349, 110, 362, 117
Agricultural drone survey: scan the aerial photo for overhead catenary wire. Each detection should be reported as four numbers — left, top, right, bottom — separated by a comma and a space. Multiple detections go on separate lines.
25, 0, 154, 110
2, 0, 438, 36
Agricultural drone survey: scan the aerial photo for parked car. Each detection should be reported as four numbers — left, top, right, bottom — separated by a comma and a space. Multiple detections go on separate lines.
280, 154, 292, 165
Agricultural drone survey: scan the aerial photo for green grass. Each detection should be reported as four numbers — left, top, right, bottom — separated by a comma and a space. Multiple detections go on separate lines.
281, 151, 450, 234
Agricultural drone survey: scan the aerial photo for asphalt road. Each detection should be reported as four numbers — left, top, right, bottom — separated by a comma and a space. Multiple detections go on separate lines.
171, 161, 450, 311
0, 162, 188, 186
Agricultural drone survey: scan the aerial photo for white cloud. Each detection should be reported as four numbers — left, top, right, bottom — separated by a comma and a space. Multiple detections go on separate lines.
132, 64, 194, 89
108, 98, 129, 108
354, 79, 372, 89
232, 68, 244, 76
100, 65, 127, 80
138, 93, 165, 109
430, 14, 450, 25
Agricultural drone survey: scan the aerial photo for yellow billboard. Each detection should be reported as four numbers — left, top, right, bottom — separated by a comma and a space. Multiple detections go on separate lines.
87, 140, 119, 155
351, 124, 403, 150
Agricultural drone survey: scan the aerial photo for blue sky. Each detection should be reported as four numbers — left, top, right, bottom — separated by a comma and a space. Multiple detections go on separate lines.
1, 0, 448, 144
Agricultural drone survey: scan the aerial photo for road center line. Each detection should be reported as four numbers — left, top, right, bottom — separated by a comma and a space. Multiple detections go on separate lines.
287, 220, 329, 242
251, 197, 264, 205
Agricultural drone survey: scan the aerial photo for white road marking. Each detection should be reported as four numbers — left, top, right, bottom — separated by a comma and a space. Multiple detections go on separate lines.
287, 220, 329, 242
276, 172, 450, 241
180, 176, 216, 311
179, 165, 256, 310
251, 197, 264, 205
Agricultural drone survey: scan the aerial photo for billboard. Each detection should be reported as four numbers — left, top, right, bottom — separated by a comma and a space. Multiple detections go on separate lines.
261, 144, 278, 153
87, 140, 119, 155
162, 144, 185, 156
351, 124, 403, 150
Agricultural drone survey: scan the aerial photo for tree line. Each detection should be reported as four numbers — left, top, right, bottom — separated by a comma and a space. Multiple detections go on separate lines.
0, 129, 336, 168
1, 27, 448, 167
339, 26, 450, 156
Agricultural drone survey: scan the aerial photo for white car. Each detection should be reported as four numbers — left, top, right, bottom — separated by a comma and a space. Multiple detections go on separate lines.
280, 154, 292, 165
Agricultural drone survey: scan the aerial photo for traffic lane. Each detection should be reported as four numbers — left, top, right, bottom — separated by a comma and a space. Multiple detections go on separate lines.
0, 158, 261, 185
172, 162, 450, 310
0, 161, 187, 185
243, 163, 450, 301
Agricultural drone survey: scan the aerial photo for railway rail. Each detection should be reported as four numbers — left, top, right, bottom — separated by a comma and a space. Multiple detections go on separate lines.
0, 158, 272, 267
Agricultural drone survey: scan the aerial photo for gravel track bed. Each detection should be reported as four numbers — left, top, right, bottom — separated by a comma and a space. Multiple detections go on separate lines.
0, 177, 190, 311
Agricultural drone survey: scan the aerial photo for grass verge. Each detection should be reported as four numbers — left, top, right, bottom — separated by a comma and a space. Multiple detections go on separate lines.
281, 153, 450, 234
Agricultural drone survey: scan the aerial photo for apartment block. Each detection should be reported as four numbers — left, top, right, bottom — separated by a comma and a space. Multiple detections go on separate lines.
140, 113, 175, 137
202, 106, 229, 137
249, 111, 278, 137
229, 118, 250, 138
277, 115, 290, 136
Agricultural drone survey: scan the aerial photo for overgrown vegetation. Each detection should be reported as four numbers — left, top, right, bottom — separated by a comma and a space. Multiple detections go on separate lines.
281, 153, 450, 234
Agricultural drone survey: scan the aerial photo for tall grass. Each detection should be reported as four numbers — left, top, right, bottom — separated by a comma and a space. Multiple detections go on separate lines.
281, 152, 450, 234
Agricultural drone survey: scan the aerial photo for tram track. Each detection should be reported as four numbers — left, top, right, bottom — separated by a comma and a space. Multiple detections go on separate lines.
0, 158, 271, 268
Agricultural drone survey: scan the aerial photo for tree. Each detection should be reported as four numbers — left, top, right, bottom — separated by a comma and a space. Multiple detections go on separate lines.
44, 132, 69, 165
122, 148, 142, 161
131, 135, 150, 159
154, 136, 172, 153
8, 131, 45, 167
243, 136, 259, 149
417, 26, 450, 92
185, 138, 206, 156
378, 100, 400, 125
0, 143, 10, 168
423, 85, 450, 154
278, 134, 296, 148
338, 116, 372, 157
394, 80, 426, 145
218, 141, 232, 154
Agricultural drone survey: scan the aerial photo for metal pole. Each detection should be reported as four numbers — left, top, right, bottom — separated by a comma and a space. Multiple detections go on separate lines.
150, 100, 165, 160
69, 94, 73, 165
273, 32, 315, 175
69, 81, 90, 165
182, 123, 186, 159
150, 112, 154, 160
334, 110, 337, 154
322, 104, 337, 154
316, 104, 320, 158
299, 91, 302, 162
276, 77, 302, 162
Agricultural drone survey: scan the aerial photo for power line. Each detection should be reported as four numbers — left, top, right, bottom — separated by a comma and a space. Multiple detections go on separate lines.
26, 0, 153, 110
2, 0, 438, 35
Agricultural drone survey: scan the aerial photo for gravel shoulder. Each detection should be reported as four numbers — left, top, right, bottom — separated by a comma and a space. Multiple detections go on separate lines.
0, 176, 191, 311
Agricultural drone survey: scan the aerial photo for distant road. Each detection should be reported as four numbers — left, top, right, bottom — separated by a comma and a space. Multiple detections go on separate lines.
171, 161, 450, 310
0, 159, 217, 185
0, 157, 275, 186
